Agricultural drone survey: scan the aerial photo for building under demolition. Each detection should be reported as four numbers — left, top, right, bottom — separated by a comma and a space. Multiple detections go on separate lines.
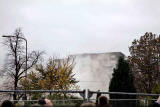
71, 52, 125, 92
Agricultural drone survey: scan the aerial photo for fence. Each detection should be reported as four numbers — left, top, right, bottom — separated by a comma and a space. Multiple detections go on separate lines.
0, 89, 159, 107
88, 90, 159, 107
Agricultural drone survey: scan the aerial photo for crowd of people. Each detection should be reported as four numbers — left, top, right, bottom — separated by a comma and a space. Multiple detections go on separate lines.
80, 96, 111, 107
1, 95, 160, 107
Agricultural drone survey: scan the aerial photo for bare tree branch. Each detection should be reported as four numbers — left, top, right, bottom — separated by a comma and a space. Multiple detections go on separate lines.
2, 28, 43, 101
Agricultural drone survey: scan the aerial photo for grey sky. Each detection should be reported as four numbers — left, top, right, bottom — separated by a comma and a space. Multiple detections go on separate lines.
0, 0, 160, 67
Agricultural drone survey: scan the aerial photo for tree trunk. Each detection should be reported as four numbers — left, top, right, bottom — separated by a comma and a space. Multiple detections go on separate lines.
13, 78, 18, 104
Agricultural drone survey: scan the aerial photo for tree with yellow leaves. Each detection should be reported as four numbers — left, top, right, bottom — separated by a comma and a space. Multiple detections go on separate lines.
20, 56, 78, 99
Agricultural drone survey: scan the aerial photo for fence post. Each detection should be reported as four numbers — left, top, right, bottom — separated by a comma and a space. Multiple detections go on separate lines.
87, 89, 93, 101
96, 90, 101, 105
144, 98, 147, 107
146, 98, 149, 107
87, 89, 89, 101
79, 89, 86, 102
9, 93, 13, 100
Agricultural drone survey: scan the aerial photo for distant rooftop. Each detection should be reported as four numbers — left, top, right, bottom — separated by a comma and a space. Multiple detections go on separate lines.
70, 52, 125, 57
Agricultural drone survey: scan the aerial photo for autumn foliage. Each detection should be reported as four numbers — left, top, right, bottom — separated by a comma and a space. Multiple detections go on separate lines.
20, 56, 78, 91
129, 32, 160, 93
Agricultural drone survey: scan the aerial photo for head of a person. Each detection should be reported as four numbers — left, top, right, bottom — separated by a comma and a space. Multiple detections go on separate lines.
1, 100, 14, 107
44, 99, 52, 107
80, 102, 96, 107
98, 96, 110, 107
38, 98, 52, 107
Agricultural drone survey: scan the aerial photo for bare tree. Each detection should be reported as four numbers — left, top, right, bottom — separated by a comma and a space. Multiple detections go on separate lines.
2, 28, 43, 101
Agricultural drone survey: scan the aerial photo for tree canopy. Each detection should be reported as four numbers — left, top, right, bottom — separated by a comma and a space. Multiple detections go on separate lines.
109, 57, 136, 99
129, 32, 160, 93
109, 57, 136, 107
20, 56, 78, 99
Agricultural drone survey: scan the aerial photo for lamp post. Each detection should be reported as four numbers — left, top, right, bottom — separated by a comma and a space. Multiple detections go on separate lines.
2, 35, 28, 77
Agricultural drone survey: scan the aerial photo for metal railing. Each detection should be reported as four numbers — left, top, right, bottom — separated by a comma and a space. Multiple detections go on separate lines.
0, 89, 159, 107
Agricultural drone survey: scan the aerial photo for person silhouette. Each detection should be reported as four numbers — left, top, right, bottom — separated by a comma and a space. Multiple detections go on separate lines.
98, 96, 111, 107
1, 100, 14, 107
152, 96, 160, 107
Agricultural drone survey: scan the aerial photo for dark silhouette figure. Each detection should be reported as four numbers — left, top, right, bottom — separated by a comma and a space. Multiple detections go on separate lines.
38, 98, 52, 107
98, 96, 111, 107
152, 96, 160, 107
38, 98, 46, 105
153, 103, 160, 107
1, 100, 14, 107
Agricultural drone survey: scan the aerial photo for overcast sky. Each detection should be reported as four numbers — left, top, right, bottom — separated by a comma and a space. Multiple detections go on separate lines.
0, 0, 160, 67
